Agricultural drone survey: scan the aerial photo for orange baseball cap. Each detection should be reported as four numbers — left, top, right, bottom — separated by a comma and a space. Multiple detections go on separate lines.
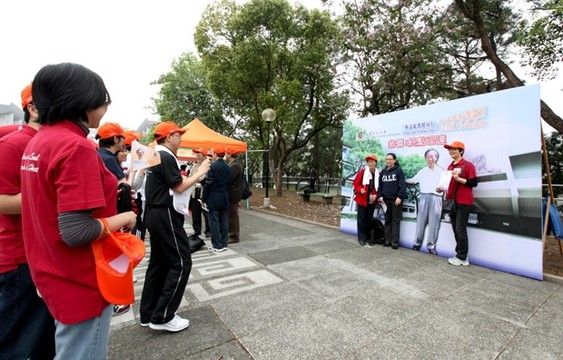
154, 121, 185, 141
21, 83, 33, 109
225, 146, 242, 155
213, 147, 226, 156
123, 130, 141, 146
192, 148, 209, 156
365, 154, 378, 162
96, 122, 125, 140
91, 219, 146, 305
444, 141, 465, 150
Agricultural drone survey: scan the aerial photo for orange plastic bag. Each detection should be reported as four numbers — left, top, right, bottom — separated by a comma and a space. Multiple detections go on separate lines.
91, 219, 146, 304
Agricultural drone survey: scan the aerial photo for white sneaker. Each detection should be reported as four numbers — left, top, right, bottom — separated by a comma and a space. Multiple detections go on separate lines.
214, 247, 227, 253
207, 245, 215, 251
149, 314, 190, 332
448, 256, 469, 266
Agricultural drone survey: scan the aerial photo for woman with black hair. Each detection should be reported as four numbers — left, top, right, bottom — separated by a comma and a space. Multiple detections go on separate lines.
377, 153, 407, 249
442, 141, 478, 266
20, 63, 137, 359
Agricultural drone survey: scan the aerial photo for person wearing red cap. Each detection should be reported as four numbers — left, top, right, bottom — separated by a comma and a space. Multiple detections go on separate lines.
442, 141, 478, 266
0, 84, 55, 358
140, 121, 211, 332
225, 146, 243, 244
202, 148, 231, 252
20, 63, 137, 359
96, 122, 127, 183
189, 148, 211, 241
352, 154, 380, 246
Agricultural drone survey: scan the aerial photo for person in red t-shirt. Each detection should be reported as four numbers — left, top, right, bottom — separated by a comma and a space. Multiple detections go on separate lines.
442, 141, 478, 266
0, 84, 55, 359
20, 63, 137, 359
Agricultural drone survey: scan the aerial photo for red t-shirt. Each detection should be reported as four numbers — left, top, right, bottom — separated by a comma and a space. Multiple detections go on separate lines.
21, 121, 118, 324
446, 158, 477, 206
0, 126, 37, 273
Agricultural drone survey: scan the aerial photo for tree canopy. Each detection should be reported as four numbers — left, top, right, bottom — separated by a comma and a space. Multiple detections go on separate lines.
519, 0, 563, 81
151, 0, 562, 191
194, 0, 349, 195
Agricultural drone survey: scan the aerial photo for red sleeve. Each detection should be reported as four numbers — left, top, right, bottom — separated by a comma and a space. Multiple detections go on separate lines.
352, 169, 364, 194
0, 142, 21, 194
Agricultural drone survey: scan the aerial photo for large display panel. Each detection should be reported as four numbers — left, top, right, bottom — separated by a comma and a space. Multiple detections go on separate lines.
341, 85, 543, 279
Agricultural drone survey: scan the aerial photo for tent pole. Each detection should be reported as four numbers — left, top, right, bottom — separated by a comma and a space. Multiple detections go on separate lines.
245, 151, 250, 209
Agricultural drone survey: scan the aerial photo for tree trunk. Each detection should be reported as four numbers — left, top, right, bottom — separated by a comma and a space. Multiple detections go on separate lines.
275, 151, 287, 197
455, 0, 563, 133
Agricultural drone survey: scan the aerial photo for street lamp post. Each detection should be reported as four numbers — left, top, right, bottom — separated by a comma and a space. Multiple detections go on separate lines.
261, 108, 276, 208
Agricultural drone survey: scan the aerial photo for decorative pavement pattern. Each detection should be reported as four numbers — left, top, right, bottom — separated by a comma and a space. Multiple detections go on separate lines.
110, 223, 284, 329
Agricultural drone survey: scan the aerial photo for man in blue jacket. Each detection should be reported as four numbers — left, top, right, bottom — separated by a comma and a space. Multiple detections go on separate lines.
203, 148, 231, 252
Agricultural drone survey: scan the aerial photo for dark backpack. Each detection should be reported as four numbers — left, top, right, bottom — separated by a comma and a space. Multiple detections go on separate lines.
369, 217, 385, 245
117, 183, 133, 213
242, 177, 252, 200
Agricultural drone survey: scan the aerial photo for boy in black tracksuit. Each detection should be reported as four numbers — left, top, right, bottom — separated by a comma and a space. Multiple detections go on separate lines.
377, 154, 407, 249
139, 122, 210, 332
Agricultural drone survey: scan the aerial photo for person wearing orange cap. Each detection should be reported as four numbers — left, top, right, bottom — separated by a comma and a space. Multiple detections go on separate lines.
96, 122, 127, 183
377, 153, 407, 249
96, 121, 132, 317
0, 83, 55, 358
225, 146, 243, 244
189, 148, 211, 241
352, 154, 380, 246
123, 130, 140, 150
140, 121, 211, 332
123, 131, 148, 244
442, 141, 478, 266
121, 129, 140, 173
202, 147, 231, 252
20, 63, 137, 359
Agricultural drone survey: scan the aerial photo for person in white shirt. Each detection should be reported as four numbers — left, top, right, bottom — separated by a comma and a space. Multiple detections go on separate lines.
406, 148, 445, 255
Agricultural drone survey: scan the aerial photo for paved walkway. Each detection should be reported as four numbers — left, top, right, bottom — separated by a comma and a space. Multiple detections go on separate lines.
109, 209, 563, 359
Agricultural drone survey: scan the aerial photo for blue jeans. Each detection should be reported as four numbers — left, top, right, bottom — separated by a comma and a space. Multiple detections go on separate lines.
54, 304, 112, 360
0, 263, 55, 360
209, 208, 229, 249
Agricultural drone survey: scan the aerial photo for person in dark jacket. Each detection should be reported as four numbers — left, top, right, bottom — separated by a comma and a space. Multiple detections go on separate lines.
202, 148, 231, 252
352, 154, 379, 246
225, 146, 243, 244
377, 153, 407, 249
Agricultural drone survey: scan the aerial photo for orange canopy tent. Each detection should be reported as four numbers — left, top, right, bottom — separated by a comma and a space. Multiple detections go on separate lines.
177, 118, 247, 161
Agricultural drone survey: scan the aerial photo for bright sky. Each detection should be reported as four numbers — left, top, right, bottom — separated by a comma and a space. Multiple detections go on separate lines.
1, 0, 560, 132
0, 0, 323, 131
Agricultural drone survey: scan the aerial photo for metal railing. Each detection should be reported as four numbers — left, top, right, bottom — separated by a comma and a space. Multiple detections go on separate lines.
251, 176, 342, 195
